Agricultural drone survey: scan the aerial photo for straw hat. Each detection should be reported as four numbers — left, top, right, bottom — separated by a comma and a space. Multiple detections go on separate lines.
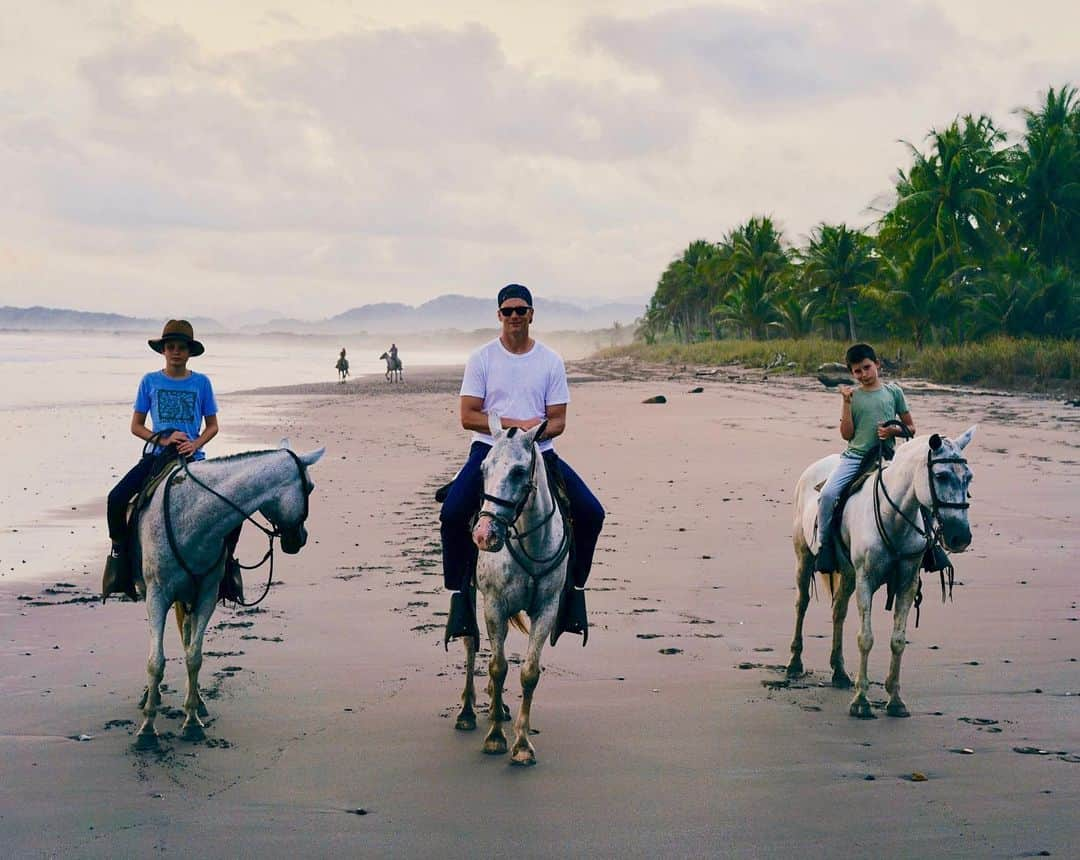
148, 319, 205, 357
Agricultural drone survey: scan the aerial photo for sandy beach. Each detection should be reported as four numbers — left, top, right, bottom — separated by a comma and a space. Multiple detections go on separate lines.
1, 362, 1077, 858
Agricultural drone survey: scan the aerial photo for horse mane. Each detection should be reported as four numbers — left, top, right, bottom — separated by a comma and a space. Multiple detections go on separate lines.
205, 449, 281, 465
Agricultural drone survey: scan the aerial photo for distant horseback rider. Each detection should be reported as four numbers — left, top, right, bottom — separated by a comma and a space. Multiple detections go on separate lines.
440, 284, 605, 643
388, 343, 398, 364
101, 320, 243, 602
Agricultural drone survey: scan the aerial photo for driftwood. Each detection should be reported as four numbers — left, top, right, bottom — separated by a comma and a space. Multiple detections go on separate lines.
817, 374, 855, 389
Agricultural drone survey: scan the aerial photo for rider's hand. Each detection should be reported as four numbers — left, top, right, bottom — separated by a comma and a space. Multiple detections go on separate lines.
876, 422, 891, 440
176, 439, 199, 456
161, 430, 189, 447
839, 385, 854, 403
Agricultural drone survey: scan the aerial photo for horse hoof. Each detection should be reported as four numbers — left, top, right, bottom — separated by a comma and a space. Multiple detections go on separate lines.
133, 732, 159, 751
181, 721, 206, 742
483, 736, 508, 756
510, 749, 536, 767
886, 701, 911, 718
832, 672, 854, 689
849, 701, 876, 720
455, 715, 477, 732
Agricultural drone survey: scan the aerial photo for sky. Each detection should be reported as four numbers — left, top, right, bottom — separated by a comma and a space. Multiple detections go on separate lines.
1, 1, 1077, 321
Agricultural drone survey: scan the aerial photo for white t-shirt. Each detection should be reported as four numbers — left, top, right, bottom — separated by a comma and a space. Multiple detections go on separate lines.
460, 338, 570, 452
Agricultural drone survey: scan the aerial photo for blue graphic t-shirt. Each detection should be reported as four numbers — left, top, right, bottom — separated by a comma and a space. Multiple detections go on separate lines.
133, 371, 218, 460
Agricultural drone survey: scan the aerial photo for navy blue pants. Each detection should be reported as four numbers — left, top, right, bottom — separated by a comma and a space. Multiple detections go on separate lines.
440, 441, 605, 590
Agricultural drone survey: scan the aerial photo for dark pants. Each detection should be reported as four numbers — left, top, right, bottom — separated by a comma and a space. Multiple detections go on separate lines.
440, 441, 605, 591
107, 453, 242, 552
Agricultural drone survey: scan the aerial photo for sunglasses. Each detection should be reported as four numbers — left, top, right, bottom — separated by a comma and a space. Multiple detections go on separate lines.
499, 306, 532, 317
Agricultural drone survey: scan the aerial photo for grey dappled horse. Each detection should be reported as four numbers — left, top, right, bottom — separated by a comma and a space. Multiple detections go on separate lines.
379, 352, 403, 382
788, 427, 975, 718
132, 442, 324, 747
458, 413, 569, 765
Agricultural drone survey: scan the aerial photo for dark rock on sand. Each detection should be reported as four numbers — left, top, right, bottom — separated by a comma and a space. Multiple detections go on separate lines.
642, 395, 667, 404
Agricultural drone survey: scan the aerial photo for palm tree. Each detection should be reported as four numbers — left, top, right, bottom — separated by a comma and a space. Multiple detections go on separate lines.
801, 223, 877, 340
863, 239, 957, 347
1011, 85, 1080, 268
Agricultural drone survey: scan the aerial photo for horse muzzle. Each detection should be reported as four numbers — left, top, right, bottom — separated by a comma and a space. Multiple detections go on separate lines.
940, 524, 971, 553
472, 516, 505, 553
280, 525, 307, 555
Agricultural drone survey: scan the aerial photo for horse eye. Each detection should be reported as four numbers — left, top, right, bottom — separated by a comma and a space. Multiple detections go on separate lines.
934, 473, 949, 481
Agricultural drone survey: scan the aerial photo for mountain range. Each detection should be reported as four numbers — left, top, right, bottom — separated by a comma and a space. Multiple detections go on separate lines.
0, 295, 644, 334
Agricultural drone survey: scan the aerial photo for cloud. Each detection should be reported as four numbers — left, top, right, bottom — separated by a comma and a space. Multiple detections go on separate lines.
582, 2, 970, 108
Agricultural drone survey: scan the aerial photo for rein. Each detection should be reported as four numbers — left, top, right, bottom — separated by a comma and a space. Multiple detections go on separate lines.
477, 444, 571, 579
162, 448, 310, 607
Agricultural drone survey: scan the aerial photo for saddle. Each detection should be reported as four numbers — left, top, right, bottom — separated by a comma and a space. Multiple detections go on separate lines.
814, 446, 887, 526
123, 449, 245, 604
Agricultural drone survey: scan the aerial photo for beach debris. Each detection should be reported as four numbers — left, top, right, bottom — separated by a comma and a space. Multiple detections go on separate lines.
817, 362, 849, 374
694, 368, 721, 376
642, 395, 667, 404
949, 748, 975, 755
907, 772, 928, 782
69, 734, 94, 742
348, 808, 369, 816
658, 647, 683, 655
1012, 746, 1051, 755
688, 386, 704, 393
1065, 398, 1080, 407
817, 374, 855, 388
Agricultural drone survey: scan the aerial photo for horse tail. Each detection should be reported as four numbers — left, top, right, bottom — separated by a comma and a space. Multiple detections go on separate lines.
818, 571, 839, 599
509, 611, 529, 636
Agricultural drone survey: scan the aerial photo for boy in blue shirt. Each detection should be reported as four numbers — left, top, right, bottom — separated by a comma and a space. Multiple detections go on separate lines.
815, 343, 916, 573
102, 320, 239, 600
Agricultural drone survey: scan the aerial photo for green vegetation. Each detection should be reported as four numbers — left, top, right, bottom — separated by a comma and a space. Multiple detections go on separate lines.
639, 85, 1080, 366
601, 336, 1079, 393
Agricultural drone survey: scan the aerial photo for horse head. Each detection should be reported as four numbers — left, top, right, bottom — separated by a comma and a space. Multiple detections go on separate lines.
916, 425, 976, 552
472, 412, 547, 553
260, 441, 325, 554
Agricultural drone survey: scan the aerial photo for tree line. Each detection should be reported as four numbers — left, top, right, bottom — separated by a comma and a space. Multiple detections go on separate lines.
641, 85, 1080, 348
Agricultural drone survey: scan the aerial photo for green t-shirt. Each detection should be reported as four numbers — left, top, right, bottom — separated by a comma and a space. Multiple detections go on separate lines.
845, 383, 909, 458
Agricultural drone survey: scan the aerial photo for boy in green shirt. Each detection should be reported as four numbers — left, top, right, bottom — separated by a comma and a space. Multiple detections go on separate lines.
815, 343, 916, 573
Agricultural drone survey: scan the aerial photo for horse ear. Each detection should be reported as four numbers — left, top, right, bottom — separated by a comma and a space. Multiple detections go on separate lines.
279, 438, 291, 450
488, 411, 502, 437
300, 447, 325, 467
526, 420, 548, 446
929, 433, 943, 451
954, 424, 977, 450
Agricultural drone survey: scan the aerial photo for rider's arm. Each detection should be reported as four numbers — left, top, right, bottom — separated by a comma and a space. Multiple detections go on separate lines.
839, 387, 855, 440
130, 411, 158, 443
541, 403, 566, 440
177, 414, 218, 457
896, 411, 916, 438
460, 396, 545, 434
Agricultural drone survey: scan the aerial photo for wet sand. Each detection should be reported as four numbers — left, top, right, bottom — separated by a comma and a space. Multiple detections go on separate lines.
1, 360, 1077, 857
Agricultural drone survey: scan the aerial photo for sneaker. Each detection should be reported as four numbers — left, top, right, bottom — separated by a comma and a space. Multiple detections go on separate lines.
443, 589, 481, 650
551, 587, 588, 647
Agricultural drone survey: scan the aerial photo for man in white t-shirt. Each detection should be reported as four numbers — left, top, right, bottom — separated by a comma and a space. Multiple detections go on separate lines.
440, 284, 605, 645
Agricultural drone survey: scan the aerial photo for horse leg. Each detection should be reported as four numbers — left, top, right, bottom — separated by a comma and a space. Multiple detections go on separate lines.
848, 575, 876, 719
482, 614, 509, 755
180, 587, 218, 741
829, 570, 856, 688
174, 602, 209, 718
455, 634, 477, 731
786, 543, 814, 677
885, 576, 918, 718
136, 591, 169, 747
511, 604, 557, 766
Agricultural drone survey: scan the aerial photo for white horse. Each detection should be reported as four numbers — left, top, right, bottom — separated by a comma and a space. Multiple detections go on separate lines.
457, 413, 570, 765
379, 352, 403, 382
132, 442, 324, 747
787, 427, 976, 718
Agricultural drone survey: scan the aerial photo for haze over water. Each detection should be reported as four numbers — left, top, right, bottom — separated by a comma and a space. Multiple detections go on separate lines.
0, 330, 469, 586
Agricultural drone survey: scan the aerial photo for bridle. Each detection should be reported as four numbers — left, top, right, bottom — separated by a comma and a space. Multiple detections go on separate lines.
476, 442, 571, 579
867, 422, 969, 620
161, 445, 311, 607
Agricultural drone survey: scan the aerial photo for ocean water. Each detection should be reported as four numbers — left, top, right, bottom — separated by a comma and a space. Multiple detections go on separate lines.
0, 331, 467, 586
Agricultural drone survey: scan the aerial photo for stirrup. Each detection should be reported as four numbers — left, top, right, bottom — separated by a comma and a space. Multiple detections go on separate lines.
101, 549, 139, 603
443, 589, 480, 650
551, 587, 588, 647
219, 557, 245, 604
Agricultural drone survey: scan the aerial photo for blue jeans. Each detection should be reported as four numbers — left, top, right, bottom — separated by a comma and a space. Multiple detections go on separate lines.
817, 454, 864, 547
440, 441, 605, 590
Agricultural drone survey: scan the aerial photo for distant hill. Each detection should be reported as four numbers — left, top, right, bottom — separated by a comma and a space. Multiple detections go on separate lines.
1, 296, 644, 335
